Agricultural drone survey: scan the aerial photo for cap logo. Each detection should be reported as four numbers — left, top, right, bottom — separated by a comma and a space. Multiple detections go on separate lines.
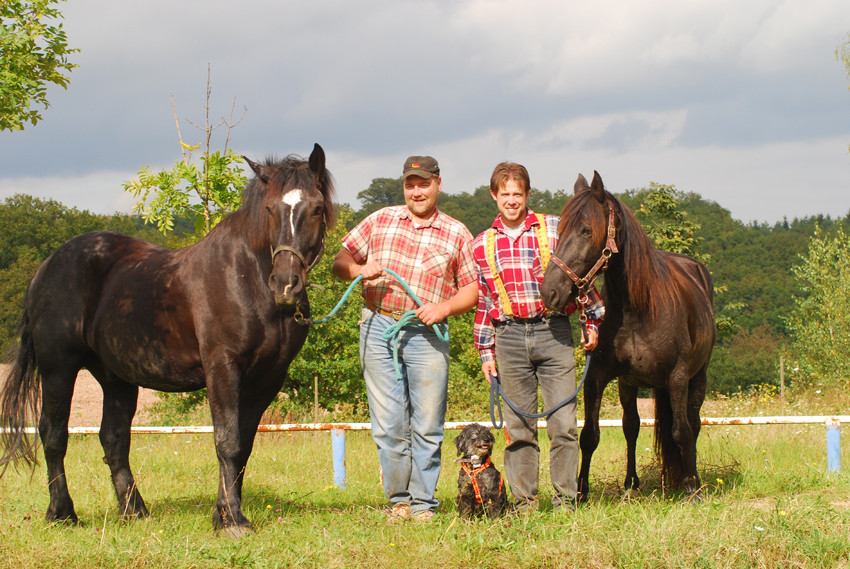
412, 163, 420, 168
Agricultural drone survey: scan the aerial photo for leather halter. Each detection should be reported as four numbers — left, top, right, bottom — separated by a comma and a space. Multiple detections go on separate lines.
270, 242, 324, 274
549, 199, 619, 299
461, 457, 504, 504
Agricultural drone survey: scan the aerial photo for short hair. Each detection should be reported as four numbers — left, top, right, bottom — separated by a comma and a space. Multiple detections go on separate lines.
490, 162, 530, 195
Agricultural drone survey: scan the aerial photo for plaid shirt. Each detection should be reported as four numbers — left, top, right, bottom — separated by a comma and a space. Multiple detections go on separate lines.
342, 205, 477, 314
473, 210, 605, 362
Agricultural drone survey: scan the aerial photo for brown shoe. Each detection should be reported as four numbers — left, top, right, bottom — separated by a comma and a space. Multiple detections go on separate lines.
412, 509, 435, 523
387, 503, 411, 523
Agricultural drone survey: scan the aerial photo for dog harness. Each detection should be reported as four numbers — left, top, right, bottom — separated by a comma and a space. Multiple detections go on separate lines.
461, 457, 505, 505
484, 216, 551, 318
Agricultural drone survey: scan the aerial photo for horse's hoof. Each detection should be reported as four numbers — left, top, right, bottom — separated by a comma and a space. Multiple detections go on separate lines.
45, 510, 79, 525
217, 524, 255, 539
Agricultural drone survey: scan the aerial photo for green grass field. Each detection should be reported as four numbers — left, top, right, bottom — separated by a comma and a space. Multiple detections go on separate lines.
1, 408, 849, 569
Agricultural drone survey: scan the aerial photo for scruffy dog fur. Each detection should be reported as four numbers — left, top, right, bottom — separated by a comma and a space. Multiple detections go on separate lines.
454, 423, 507, 518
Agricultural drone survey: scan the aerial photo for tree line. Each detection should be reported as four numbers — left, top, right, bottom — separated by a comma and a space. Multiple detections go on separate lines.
1, 180, 848, 421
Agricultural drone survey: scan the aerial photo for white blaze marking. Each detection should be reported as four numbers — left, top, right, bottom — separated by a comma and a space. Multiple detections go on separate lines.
282, 189, 304, 237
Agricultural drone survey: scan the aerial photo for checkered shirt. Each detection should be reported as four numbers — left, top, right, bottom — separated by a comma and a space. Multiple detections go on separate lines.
473, 210, 605, 362
342, 205, 477, 314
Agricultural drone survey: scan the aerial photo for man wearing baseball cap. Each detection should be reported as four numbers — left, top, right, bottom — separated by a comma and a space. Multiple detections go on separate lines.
333, 156, 478, 522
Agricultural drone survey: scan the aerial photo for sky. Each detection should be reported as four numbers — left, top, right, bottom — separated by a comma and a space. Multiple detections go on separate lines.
1, 0, 849, 225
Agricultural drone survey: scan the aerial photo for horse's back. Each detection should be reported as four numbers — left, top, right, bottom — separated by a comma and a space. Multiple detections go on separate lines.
25, 232, 187, 378
661, 252, 715, 369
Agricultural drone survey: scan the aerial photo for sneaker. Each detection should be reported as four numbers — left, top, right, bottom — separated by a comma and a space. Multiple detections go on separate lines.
411, 509, 435, 523
387, 503, 411, 523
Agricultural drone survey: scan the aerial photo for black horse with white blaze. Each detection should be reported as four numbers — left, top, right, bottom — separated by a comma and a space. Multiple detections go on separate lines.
0, 144, 335, 536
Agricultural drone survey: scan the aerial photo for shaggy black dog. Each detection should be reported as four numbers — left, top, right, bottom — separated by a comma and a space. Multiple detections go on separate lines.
454, 423, 507, 518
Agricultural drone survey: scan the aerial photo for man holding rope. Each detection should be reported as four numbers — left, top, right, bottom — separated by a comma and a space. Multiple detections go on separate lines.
472, 162, 604, 514
332, 155, 478, 523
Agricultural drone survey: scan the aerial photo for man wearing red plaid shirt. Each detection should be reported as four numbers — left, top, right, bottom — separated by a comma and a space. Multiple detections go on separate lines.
472, 162, 604, 513
333, 156, 478, 523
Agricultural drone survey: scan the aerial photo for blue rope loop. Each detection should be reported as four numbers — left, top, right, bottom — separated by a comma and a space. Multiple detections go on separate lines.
310, 268, 449, 380
488, 321, 590, 430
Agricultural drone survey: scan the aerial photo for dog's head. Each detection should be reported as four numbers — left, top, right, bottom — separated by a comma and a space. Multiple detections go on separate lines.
454, 424, 495, 465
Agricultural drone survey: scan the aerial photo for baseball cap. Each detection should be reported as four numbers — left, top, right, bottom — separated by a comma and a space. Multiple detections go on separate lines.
402, 156, 440, 179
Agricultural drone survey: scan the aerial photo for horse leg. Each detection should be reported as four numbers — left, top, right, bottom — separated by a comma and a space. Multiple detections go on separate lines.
667, 365, 701, 500
577, 373, 606, 502
618, 379, 641, 497
684, 366, 708, 496
207, 373, 273, 537
97, 375, 148, 518
38, 365, 79, 523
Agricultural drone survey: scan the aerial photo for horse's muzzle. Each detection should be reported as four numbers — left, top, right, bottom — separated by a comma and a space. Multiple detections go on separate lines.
269, 274, 304, 306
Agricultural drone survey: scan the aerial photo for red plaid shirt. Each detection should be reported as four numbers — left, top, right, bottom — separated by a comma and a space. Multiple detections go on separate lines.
473, 210, 605, 362
342, 205, 477, 314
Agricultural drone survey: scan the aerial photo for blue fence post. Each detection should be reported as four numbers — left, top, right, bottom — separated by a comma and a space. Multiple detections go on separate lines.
332, 428, 347, 489
826, 417, 841, 473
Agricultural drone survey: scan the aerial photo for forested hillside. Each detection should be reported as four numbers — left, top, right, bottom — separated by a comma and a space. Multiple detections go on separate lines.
1, 183, 848, 406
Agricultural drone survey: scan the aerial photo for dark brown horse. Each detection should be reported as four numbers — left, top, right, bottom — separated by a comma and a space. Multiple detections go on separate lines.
540, 171, 714, 500
0, 144, 335, 536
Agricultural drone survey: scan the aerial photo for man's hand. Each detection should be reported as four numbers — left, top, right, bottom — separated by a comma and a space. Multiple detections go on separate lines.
415, 301, 451, 327
358, 260, 384, 280
481, 361, 498, 385
583, 327, 599, 351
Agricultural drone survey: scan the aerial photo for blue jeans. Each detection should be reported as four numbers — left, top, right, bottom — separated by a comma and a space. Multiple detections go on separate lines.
359, 308, 449, 513
494, 315, 578, 506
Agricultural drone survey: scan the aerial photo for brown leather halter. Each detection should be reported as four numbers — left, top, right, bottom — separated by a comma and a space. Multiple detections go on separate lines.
548, 199, 619, 304
270, 242, 324, 273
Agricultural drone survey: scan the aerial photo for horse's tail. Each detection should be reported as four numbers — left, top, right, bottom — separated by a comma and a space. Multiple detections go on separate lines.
653, 388, 685, 487
0, 309, 41, 475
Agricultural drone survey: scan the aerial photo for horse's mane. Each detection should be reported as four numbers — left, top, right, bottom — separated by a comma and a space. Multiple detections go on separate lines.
559, 189, 679, 317
226, 154, 336, 251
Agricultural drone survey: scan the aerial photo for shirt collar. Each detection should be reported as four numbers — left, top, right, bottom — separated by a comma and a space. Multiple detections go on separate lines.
398, 205, 442, 229
492, 208, 540, 234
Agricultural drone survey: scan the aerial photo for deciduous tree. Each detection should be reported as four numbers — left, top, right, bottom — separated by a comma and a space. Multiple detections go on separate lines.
0, 0, 77, 131
786, 225, 850, 386
123, 71, 246, 237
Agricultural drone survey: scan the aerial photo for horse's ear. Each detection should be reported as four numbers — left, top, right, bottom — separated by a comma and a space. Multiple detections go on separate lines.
590, 171, 605, 203
308, 143, 325, 173
574, 173, 589, 195
243, 156, 269, 183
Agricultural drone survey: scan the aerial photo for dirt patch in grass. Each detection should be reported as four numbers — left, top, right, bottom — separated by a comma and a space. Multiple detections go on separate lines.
0, 364, 159, 427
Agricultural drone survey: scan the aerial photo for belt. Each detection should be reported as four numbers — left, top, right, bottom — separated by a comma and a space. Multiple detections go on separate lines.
494, 314, 546, 327
365, 300, 404, 321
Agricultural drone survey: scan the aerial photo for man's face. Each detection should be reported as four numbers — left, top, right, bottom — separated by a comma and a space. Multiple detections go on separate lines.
403, 175, 441, 222
492, 179, 529, 228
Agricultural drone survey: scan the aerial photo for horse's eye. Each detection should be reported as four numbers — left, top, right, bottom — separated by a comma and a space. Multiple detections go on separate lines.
581, 226, 592, 236
313, 206, 324, 216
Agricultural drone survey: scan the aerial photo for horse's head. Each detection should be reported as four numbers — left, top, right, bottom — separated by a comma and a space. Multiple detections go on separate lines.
541, 171, 617, 311
244, 144, 336, 307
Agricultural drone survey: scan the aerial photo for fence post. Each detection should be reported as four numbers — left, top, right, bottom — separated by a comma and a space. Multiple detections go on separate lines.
826, 417, 841, 473
332, 428, 347, 489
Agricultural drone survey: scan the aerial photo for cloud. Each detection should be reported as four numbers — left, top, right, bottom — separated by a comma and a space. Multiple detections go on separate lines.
0, 0, 848, 226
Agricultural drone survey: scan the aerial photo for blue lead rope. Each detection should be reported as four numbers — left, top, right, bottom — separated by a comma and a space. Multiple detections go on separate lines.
310, 268, 449, 380
489, 349, 591, 430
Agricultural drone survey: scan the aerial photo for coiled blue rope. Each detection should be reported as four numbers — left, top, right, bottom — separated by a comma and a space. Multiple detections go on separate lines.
311, 268, 449, 380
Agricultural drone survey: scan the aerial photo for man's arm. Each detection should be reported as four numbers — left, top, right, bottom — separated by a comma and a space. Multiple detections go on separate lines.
415, 281, 478, 326
332, 248, 383, 281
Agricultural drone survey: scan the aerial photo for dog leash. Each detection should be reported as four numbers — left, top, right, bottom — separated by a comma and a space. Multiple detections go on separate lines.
489, 352, 591, 430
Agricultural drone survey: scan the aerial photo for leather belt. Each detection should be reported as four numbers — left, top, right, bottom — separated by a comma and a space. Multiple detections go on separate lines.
365, 300, 404, 321
494, 313, 560, 327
